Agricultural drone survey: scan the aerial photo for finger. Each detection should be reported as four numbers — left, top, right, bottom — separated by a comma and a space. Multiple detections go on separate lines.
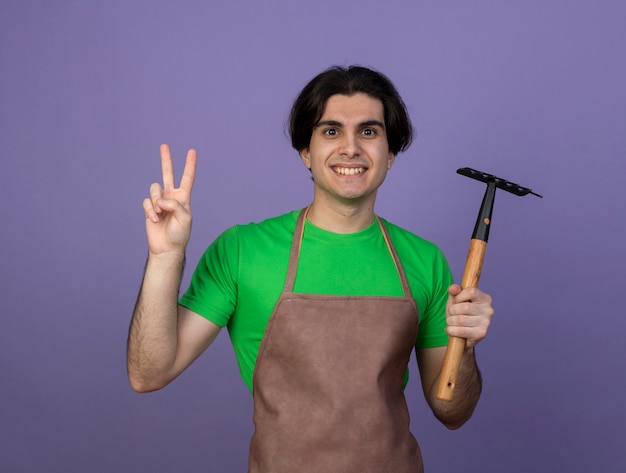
451, 286, 491, 304
447, 303, 494, 335
447, 284, 462, 298
448, 301, 474, 317
179, 148, 197, 195
143, 197, 159, 223
447, 311, 491, 333
155, 197, 192, 225
149, 182, 164, 213
445, 325, 488, 345
160, 144, 175, 190
448, 299, 494, 317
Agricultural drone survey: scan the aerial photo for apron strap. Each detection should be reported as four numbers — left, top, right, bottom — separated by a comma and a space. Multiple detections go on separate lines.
377, 216, 412, 299
283, 207, 309, 292
283, 206, 412, 299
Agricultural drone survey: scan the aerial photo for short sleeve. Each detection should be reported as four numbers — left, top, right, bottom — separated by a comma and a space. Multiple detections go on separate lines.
415, 249, 453, 349
178, 226, 239, 327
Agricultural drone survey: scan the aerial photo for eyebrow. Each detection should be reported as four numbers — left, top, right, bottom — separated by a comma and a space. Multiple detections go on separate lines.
315, 119, 385, 129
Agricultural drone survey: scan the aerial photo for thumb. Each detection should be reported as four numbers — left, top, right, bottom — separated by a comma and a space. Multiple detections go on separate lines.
157, 198, 184, 212
447, 284, 462, 298
156, 198, 192, 221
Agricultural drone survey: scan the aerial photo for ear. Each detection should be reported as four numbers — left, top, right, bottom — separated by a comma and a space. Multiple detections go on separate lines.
300, 148, 311, 169
387, 152, 396, 170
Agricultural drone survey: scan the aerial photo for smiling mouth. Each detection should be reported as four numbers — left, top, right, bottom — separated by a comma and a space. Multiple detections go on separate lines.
332, 166, 366, 176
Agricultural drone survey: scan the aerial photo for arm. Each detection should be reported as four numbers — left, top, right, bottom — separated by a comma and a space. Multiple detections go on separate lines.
417, 284, 493, 429
126, 145, 221, 392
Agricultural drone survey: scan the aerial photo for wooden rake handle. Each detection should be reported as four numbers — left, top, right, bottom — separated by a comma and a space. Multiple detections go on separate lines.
435, 238, 486, 401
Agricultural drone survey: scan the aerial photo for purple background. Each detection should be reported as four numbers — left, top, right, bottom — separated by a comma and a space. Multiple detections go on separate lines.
1, 1, 624, 471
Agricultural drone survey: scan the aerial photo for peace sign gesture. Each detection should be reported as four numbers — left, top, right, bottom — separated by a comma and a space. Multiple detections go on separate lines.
142, 144, 197, 256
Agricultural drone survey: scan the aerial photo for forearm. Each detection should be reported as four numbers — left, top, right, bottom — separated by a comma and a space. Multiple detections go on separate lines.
429, 347, 482, 430
127, 251, 185, 392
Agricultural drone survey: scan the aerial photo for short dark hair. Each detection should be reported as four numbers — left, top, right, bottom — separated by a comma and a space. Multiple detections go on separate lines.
289, 65, 413, 155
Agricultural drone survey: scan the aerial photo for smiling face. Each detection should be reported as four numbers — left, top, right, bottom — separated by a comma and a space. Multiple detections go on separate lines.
299, 93, 396, 211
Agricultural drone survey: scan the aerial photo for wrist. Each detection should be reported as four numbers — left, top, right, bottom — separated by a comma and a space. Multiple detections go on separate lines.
146, 250, 186, 271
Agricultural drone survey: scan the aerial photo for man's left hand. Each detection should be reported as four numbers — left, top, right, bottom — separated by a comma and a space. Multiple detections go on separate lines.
445, 284, 494, 349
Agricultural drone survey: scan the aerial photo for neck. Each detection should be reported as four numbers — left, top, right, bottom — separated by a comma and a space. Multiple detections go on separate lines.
306, 197, 377, 234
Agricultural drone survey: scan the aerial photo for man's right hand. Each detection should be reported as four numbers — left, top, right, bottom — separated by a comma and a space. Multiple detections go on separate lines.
142, 144, 197, 255
129, 144, 220, 393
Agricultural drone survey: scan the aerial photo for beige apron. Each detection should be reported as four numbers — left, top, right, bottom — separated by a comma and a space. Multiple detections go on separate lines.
249, 208, 423, 473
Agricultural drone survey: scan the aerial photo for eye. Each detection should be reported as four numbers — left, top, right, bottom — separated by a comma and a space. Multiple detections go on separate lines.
324, 128, 338, 136
361, 128, 376, 136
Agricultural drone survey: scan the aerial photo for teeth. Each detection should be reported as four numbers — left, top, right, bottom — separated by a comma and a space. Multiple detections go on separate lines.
333, 167, 365, 175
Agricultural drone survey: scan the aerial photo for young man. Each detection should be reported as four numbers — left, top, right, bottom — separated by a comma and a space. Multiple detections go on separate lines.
127, 66, 494, 473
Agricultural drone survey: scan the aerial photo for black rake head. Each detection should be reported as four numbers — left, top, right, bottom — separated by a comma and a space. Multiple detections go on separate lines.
457, 167, 543, 198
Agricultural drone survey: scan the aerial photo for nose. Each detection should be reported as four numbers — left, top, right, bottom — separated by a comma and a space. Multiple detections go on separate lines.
339, 133, 361, 158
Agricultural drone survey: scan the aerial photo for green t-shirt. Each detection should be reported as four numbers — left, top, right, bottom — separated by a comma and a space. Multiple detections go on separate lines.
179, 209, 453, 393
